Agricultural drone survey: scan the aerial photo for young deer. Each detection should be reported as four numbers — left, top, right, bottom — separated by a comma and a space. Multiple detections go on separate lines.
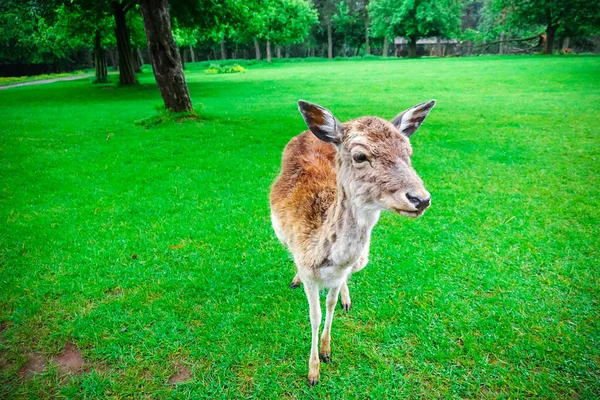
269, 100, 435, 385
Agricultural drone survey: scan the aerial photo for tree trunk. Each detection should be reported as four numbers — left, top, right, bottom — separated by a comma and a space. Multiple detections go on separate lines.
435, 36, 442, 56
364, 21, 370, 55
382, 37, 389, 57
139, 0, 193, 113
266, 39, 272, 63
179, 46, 186, 69
112, 1, 137, 85
545, 24, 558, 54
276, 44, 282, 58
327, 20, 333, 60
137, 48, 144, 67
254, 38, 261, 60
189, 46, 195, 62
407, 37, 417, 58
109, 48, 118, 70
93, 31, 108, 83
132, 48, 142, 72
220, 38, 227, 60
562, 37, 570, 52
499, 31, 506, 54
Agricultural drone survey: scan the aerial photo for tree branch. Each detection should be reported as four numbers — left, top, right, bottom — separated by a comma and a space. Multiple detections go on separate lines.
473, 33, 543, 48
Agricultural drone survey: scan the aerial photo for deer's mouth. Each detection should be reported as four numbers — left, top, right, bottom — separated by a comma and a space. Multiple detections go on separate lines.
392, 208, 424, 218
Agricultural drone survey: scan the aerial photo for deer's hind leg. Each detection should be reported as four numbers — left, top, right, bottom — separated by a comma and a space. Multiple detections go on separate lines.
320, 284, 342, 363
290, 273, 302, 289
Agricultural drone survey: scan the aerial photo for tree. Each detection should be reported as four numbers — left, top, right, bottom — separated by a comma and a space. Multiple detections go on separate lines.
495, 0, 600, 54
369, 0, 462, 58
256, 0, 318, 62
139, 0, 192, 113
332, 1, 366, 56
315, 0, 340, 59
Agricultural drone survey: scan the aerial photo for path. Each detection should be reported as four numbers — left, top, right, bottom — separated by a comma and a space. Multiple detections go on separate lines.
0, 73, 115, 90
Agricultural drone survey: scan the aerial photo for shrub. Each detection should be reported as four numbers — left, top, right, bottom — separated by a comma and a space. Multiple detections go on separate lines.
204, 64, 248, 74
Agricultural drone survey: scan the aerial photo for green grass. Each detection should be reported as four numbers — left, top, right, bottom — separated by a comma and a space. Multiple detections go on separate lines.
0, 56, 599, 398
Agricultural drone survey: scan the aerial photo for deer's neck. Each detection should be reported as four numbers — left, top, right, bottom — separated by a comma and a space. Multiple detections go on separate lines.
321, 173, 380, 268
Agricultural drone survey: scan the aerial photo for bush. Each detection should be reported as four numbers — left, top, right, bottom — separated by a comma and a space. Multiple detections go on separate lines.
204, 64, 247, 74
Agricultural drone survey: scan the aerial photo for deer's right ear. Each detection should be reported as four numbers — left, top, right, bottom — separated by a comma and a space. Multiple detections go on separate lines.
298, 100, 343, 146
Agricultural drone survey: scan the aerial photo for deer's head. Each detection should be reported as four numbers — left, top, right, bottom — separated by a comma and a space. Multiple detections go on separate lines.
298, 100, 435, 218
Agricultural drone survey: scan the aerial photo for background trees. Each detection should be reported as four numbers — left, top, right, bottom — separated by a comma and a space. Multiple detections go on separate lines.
2, 0, 599, 113
494, 0, 600, 54
369, 0, 462, 57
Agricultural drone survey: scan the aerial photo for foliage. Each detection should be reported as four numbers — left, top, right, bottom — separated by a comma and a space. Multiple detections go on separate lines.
331, 1, 366, 54
251, 0, 318, 45
0, 57, 599, 397
369, 0, 462, 41
0, 1, 86, 65
204, 63, 247, 74
494, 0, 600, 36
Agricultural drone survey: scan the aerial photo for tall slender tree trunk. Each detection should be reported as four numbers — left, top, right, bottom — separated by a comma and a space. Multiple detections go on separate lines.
435, 36, 441, 56
220, 38, 227, 60
93, 31, 108, 83
562, 37, 570, 51
407, 36, 417, 58
364, 21, 370, 55
499, 31, 506, 54
139, 0, 193, 113
276, 44, 282, 58
109, 48, 118, 70
179, 46, 186, 69
189, 46, 195, 63
382, 37, 389, 57
545, 24, 558, 54
132, 48, 142, 72
137, 48, 144, 67
112, 1, 137, 85
266, 39, 272, 63
254, 38, 261, 60
499, 8, 507, 55
327, 20, 333, 60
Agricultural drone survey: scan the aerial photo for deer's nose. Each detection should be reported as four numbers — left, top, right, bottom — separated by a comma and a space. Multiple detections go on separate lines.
406, 192, 431, 210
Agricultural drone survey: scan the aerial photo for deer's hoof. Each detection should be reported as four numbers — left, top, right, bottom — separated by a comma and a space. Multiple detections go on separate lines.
341, 302, 351, 312
290, 282, 301, 289
319, 353, 331, 363
308, 377, 319, 386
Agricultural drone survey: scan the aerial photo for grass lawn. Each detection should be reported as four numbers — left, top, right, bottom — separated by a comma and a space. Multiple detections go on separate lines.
0, 56, 599, 398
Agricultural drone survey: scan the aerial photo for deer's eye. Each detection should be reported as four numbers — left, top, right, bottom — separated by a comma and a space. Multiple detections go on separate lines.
353, 153, 368, 163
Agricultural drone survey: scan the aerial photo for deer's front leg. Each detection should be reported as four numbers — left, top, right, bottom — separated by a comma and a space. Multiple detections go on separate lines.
340, 242, 370, 311
303, 281, 321, 386
320, 285, 341, 363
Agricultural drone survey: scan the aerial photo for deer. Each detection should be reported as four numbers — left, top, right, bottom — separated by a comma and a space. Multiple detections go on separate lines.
269, 99, 435, 385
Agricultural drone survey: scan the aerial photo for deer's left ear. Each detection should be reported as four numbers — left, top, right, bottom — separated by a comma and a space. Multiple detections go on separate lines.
298, 100, 343, 146
391, 100, 436, 137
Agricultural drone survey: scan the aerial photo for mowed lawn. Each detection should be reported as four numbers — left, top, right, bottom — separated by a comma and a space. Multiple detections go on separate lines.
0, 56, 598, 398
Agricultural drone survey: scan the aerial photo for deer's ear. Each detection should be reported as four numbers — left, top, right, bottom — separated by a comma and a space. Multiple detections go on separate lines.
298, 100, 343, 145
391, 100, 436, 137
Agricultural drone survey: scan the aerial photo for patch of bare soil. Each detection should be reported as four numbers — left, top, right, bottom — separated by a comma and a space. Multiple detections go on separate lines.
54, 343, 85, 374
18, 353, 45, 380
168, 366, 192, 384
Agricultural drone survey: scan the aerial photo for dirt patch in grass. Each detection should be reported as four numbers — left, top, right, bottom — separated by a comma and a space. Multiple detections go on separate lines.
54, 343, 85, 374
18, 353, 45, 379
168, 366, 192, 384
